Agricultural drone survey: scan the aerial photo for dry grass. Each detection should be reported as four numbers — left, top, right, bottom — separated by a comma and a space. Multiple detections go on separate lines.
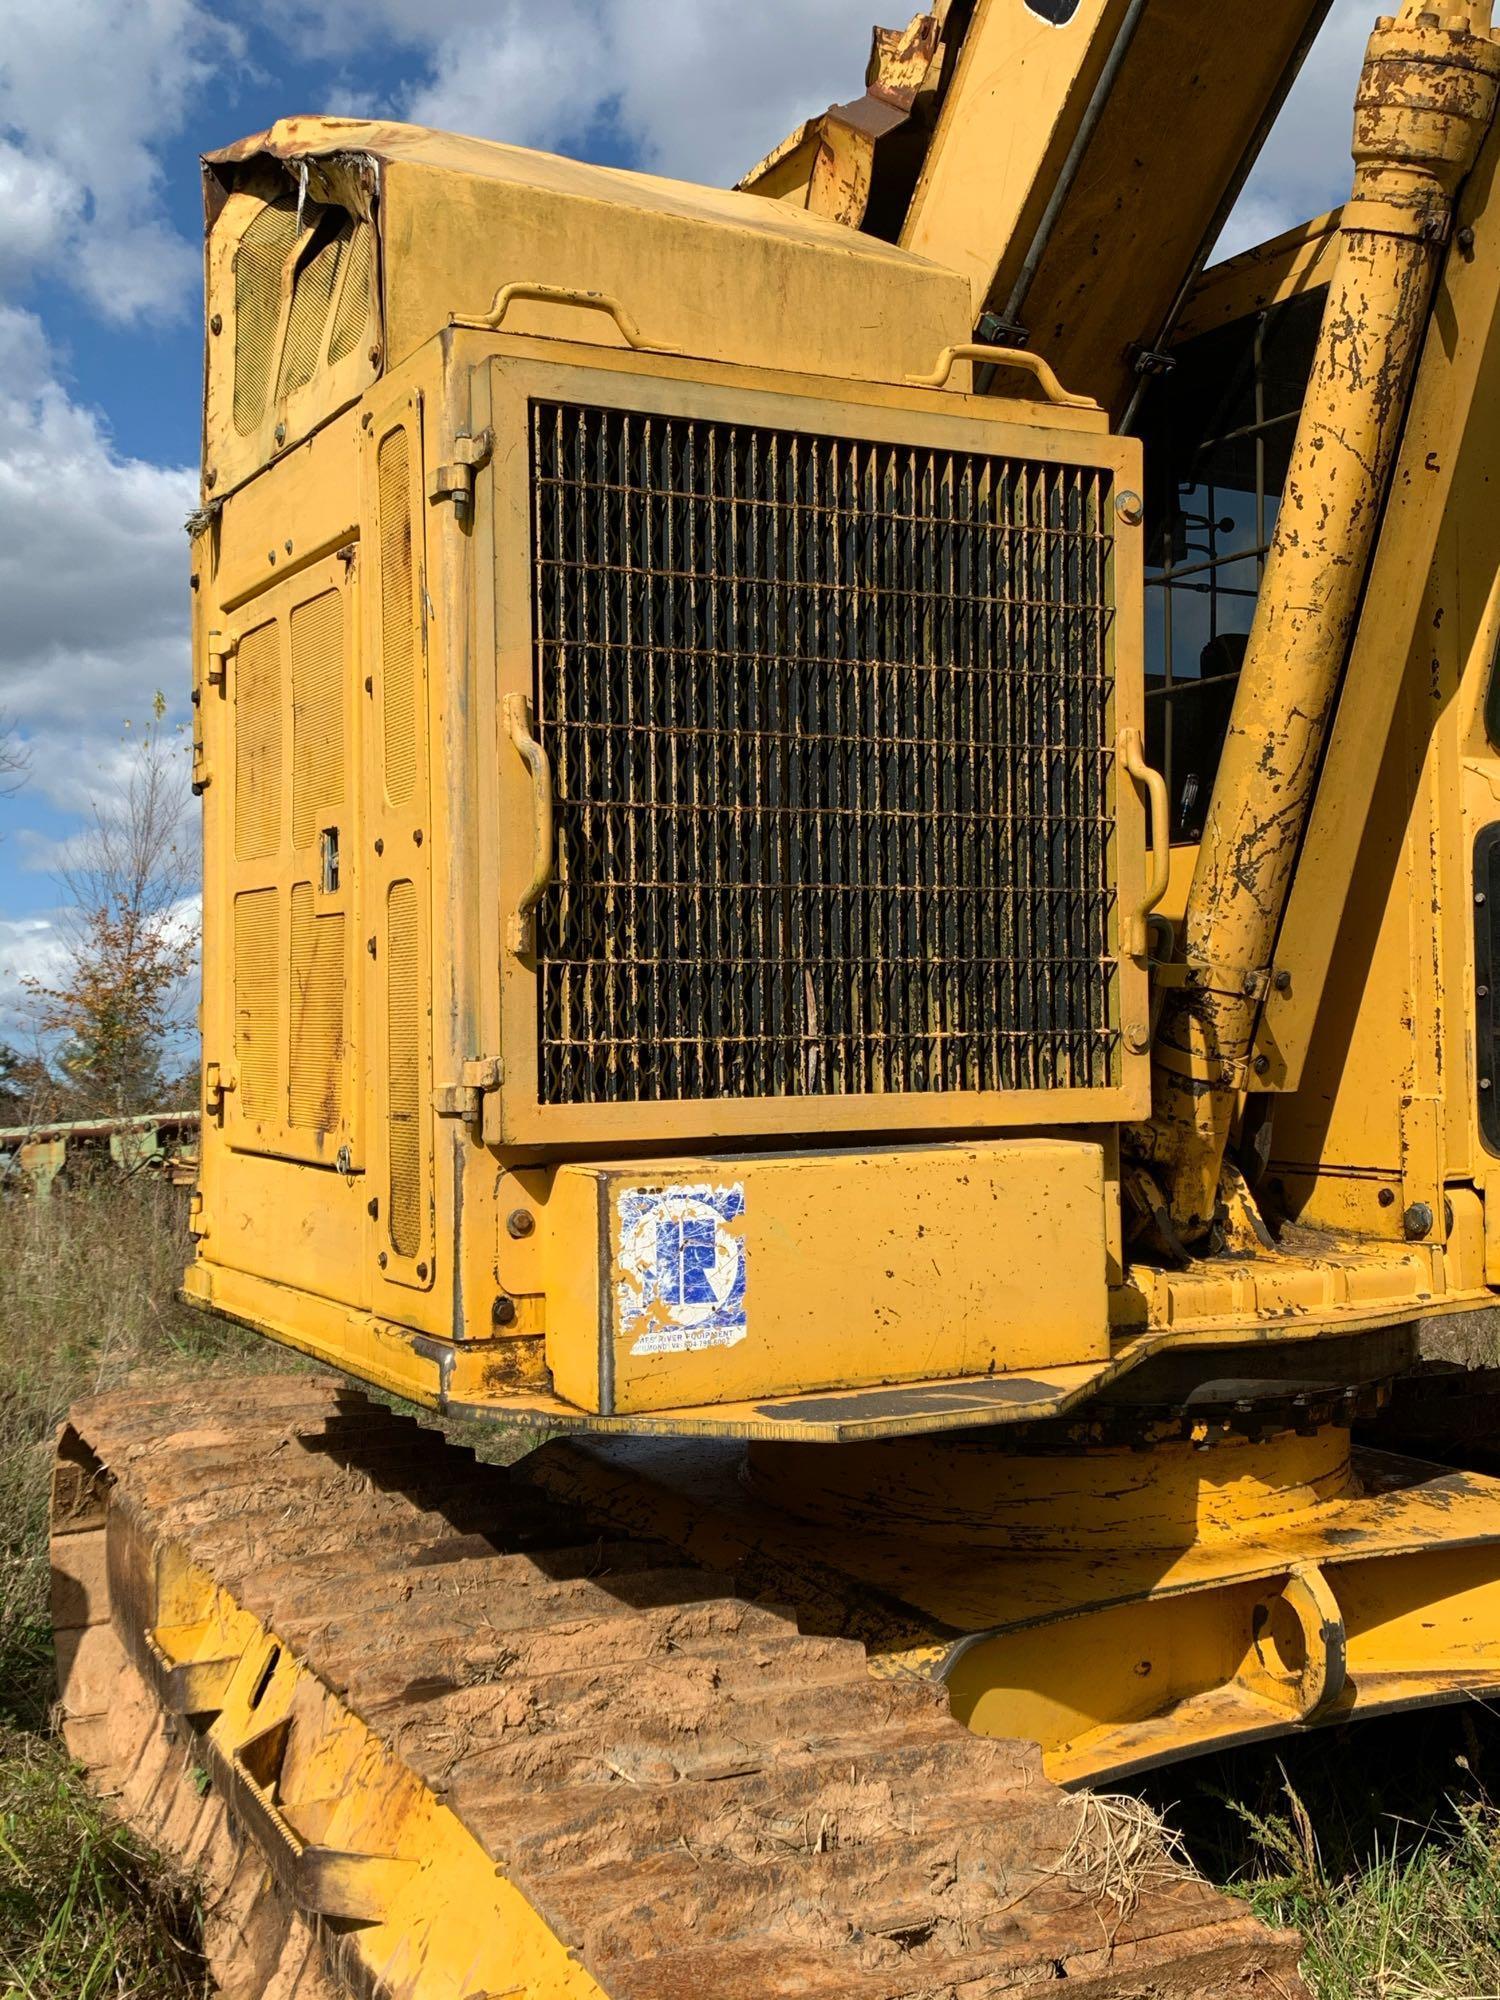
0, 1173, 264, 1998
0, 1173, 264, 1732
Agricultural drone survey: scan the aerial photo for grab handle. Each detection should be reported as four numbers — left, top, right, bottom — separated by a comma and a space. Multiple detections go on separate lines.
1120, 728, 1170, 958
905, 342, 1095, 407
504, 693, 554, 957
481, 281, 679, 355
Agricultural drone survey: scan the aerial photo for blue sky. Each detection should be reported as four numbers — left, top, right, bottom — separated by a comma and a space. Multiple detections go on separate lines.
0, 0, 1377, 1037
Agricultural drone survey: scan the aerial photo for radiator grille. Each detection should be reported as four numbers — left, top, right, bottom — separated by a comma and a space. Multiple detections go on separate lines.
529, 401, 1120, 1106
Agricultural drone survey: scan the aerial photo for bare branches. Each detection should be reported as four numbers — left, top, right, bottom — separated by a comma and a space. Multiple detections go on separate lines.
0, 712, 27, 805
23, 696, 198, 1116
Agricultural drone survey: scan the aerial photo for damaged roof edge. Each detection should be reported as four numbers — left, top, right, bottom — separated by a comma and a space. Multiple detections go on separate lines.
196, 115, 968, 271
202, 133, 380, 231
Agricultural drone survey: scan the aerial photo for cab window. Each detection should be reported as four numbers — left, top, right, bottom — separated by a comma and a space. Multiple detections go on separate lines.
1137, 286, 1325, 842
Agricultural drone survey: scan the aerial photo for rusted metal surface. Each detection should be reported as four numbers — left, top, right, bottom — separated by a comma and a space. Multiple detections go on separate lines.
736, 8, 956, 227
0, 1109, 198, 1196
54, 1374, 1310, 1999
1138, 0, 1500, 1242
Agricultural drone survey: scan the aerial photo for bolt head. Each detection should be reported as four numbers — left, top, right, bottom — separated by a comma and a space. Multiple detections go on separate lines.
507, 1208, 536, 1239
1115, 490, 1144, 526
492, 1295, 518, 1326
1403, 1201, 1434, 1242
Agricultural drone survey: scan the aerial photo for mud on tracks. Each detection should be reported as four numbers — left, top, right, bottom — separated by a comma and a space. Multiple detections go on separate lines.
51, 1373, 1308, 1999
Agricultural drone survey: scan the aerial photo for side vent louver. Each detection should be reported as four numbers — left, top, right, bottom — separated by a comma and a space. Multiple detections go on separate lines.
225, 565, 353, 1160
289, 886, 345, 1133
234, 622, 281, 863
234, 889, 280, 1123
386, 879, 421, 1257
378, 427, 417, 808
232, 197, 298, 439
277, 215, 356, 403
221, 190, 377, 473
291, 589, 344, 851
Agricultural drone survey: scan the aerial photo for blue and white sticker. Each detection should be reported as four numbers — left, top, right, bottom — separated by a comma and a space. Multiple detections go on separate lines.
616, 1183, 748, 1357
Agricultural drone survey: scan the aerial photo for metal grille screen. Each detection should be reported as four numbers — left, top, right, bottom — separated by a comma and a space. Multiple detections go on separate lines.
386, 879, 421, 1257
530, 400, 1120, 1106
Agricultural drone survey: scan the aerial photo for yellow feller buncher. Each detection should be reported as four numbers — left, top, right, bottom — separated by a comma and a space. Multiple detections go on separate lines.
51, 1, 1500, 1991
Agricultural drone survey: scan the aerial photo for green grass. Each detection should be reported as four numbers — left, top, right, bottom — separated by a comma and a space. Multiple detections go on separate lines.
4, 1181, 1500, 1997
0, 1723, 206, 2000
1139, 1708, 1500, 2000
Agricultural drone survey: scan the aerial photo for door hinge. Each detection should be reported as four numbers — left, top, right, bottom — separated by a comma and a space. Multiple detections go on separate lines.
428, 429, 494, 510
432, 1056, 503, 1123
206, 634, 237, 690
204, 1063, 237, 1114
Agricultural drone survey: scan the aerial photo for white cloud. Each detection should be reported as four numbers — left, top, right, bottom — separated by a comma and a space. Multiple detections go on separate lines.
0, 0, 236, 322
1217, 0, 1379, 261
0, 142, 82, 286
0, 306, 195, 813
269, 0, 885, 189
0, 911, 70, 1039
271, 0, 1389, 261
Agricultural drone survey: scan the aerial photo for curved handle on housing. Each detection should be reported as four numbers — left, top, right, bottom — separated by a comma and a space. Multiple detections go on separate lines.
1121, 728, 1170, 958
905, 342, 1096, 407
482, 281, 679, 355
503, 693, 555, 957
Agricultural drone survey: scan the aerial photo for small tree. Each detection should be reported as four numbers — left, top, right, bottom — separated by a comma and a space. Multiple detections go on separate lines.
25, 696, 198, 1116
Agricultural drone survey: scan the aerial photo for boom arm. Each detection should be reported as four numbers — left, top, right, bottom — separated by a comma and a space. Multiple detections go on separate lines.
741, 0, 1331, 423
